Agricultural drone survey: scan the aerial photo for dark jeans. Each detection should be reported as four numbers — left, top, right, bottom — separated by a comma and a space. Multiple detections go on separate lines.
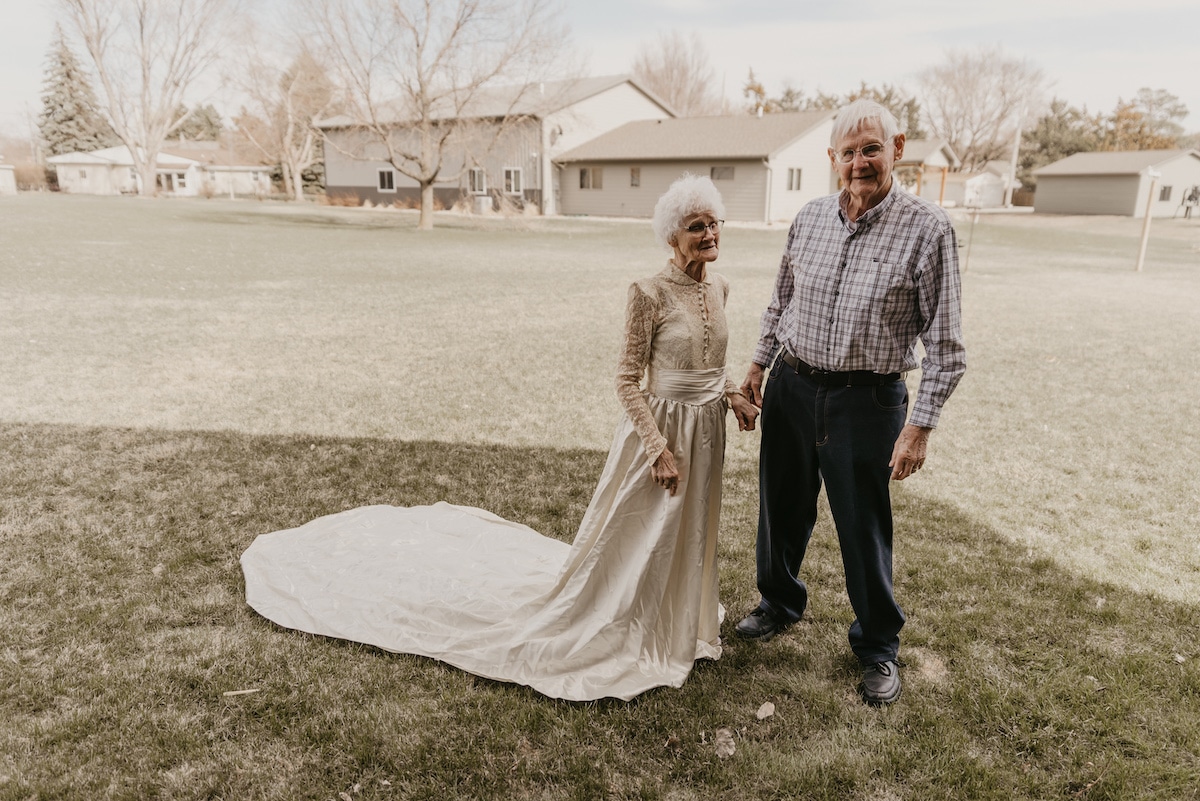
755, 357, 908, 665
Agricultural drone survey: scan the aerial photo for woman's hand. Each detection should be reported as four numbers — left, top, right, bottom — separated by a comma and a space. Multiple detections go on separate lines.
651, 449, 680, 496
730, 393, 759, 431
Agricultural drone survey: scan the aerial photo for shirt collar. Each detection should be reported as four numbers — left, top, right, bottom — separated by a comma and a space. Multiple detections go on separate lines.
837, 180, 900, 229
662, 260, 709, 285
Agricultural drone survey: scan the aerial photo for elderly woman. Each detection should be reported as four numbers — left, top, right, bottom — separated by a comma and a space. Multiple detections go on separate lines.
241, 175, 757, 702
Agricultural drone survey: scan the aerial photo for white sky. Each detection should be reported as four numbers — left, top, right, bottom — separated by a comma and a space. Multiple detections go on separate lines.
2, 0, 1198, 138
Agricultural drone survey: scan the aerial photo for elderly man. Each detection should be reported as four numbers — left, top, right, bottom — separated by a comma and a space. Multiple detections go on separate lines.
736, 99, 966, 705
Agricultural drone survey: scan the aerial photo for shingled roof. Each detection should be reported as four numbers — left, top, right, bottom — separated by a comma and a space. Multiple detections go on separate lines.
554, 110, 835, 162
1034, 149, 1200, 176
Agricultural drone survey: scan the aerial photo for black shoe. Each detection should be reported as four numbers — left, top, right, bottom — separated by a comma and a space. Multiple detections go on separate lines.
860, 660, 901, 705
735, 607, 791, 641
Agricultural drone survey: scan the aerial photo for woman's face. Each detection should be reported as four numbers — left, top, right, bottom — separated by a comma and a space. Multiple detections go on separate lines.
670, 210, 722, 264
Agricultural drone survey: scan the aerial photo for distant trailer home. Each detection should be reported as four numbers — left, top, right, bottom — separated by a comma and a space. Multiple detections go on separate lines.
47, 142, 271, 197
552, 111, 837, 223
1033, 149, 1200, 218
316, 75, 675, 215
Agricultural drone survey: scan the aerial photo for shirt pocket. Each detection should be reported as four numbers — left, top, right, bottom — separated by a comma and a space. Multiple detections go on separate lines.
870, 261, 917, 349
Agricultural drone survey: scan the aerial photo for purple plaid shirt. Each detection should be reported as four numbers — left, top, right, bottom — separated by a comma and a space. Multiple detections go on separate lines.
753, 183, 966, 428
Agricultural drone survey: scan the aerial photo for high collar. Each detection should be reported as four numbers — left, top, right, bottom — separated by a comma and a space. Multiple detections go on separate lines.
662, 259, 709, 285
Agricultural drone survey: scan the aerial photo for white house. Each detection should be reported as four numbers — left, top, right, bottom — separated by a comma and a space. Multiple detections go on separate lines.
552, 111, 837, 223
1034, 149, 1200, 217
896, 139, 960, 205
0, 158, 16, 195
317, 74, 675, 214
47, 142, 271, 197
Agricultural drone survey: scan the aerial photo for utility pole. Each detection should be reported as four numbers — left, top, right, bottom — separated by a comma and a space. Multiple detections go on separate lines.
1004, 109, 1022, 208
1135, 167, 1161, 272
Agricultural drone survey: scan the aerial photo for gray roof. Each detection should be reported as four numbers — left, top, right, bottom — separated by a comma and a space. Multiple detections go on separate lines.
897, 139, 961, 169
1034, 149, 1200, 176
554, 110, 835, 162
317, 74, 674, 128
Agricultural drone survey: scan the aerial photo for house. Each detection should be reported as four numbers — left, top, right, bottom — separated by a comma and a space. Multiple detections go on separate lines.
0, 156, 15, 195
1033, 149, 1200, 217
895, 139, 960, 205
933, 161, 1015, 209
47, 142, 271, 197
552, 110, 837, 223
317, 74, 675, 214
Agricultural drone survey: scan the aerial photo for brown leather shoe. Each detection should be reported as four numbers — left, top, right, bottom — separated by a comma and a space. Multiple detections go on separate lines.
734, 607, 791, 641
860, 660, 901, 705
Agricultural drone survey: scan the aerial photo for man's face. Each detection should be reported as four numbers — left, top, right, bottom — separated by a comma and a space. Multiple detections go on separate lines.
829, 121, 905, 212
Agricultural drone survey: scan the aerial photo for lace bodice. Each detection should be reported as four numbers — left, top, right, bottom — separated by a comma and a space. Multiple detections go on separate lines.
615, 261, 740, 464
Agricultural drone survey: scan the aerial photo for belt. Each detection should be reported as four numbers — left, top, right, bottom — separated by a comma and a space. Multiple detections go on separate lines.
777, 351, 903, 387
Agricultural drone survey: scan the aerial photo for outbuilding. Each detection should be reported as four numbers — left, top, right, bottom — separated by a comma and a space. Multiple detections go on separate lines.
552, 111, 837, 223
1033, 149, 1200, 217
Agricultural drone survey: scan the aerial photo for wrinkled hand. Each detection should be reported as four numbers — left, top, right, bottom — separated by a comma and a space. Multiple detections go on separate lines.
651, 448, 680, 496
730, 393, 759, 431
740, 363, 766, 408
889, 424, 931, 481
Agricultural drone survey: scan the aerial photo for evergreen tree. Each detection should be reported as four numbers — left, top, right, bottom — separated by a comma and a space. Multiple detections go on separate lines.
1018, 98, 1099, 188
37, 26, 116, 156
173, 104, 225, 141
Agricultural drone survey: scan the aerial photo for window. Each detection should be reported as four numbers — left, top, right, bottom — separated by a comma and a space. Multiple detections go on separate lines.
504, 168, 522, 194
377, 169, 395, 192
787, 168, 802, 191
630, 167, 641, 188
128, 168, 137, 181
175, 172, 187, 190
1159, 185, 1173, 202
469, 168, 487, 194
79, 169, 87, 180
580, 167, 603, 189
710, 166, 734, 181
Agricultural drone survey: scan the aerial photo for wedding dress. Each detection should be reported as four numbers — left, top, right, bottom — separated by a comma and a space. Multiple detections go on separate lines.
241, 263, 740, 701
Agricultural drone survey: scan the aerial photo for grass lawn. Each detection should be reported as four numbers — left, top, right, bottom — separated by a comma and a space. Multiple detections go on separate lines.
1, 194, 1198, 800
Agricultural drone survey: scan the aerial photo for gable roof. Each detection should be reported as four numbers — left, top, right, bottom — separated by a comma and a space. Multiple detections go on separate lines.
317, 74, 674, 129
897, 139, 960, 170
1034, 149, 1200, 176
554, 111, 835, 162
47, 145, 198, 168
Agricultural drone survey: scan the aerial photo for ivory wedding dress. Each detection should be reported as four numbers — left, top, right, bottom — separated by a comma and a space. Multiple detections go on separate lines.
241, 263, 741, 701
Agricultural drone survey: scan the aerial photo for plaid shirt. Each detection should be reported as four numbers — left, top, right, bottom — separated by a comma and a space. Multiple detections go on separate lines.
753, 183, 966, 428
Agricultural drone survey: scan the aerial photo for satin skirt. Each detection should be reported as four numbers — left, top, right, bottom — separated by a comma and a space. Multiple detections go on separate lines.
241, 367, 728, 701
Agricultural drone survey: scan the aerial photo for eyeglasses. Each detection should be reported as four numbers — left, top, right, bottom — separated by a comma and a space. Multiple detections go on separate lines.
685, 220, 724, 235
833, 143, 887, 163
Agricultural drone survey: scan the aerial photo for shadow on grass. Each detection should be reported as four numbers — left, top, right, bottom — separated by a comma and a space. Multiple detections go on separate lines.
2, 421, 1197, 800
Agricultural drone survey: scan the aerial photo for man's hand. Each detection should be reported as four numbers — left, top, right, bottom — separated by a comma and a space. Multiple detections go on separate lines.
740, 363, 766, 407
889, 424, 931, 481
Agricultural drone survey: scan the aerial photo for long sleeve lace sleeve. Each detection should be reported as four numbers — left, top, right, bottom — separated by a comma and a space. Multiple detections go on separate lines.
615, 281, 669, 466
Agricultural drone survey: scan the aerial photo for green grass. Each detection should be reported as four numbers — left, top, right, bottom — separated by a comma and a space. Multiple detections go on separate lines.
1, 195, 1199, 799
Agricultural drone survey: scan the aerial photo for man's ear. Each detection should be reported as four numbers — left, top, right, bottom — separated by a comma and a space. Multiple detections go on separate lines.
893, 133, 906, 161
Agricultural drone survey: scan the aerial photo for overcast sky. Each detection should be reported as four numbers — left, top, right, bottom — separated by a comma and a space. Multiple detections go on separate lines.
2, 0, 1197, 139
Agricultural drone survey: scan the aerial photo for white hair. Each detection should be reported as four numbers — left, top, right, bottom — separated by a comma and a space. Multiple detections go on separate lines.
830, 99, 902, 147
652, 173, 726, 249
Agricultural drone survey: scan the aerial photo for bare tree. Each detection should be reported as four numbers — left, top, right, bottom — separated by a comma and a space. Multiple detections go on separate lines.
918, 46, 1046, 171
235, 46, 338, 201
305, 0, 568, 230
58, 0, 238, 196
631, 31, 719, 117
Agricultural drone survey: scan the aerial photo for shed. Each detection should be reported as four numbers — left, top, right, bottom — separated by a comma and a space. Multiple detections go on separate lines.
896, 139, 960, 206
552, 111, 837, 223
1033, 150, 1200, 217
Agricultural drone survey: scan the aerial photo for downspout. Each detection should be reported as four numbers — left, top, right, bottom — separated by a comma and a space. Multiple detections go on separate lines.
763, 158, 772, 223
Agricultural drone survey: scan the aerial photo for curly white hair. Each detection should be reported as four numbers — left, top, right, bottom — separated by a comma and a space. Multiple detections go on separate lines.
651, 174, 726, 249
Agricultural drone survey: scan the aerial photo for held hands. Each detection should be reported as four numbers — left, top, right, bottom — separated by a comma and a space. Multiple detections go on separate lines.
730, 393, 759, 431
889, 424, 931, 481
740, 363, 766, 407
651, 449, 680, 496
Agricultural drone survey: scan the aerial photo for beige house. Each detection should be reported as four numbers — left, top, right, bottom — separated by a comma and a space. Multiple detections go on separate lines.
896, 139, 960, 206
318, 74, 675, 214
1034, 150, 1200, 217
553, 111, 837, 223
47, 142, 271, 197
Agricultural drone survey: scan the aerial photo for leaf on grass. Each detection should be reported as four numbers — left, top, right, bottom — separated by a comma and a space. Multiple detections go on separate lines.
714, 727, 735, 759
664, 734, 680, 750
221, 689, 260, 697
339, 794, 352, 801
755, 701, 775, 720
1174, 654, 1186, 664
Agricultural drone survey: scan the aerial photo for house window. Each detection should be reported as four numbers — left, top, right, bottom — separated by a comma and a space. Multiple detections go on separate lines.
469, 168, 487, 194
787, 168, 802, 191
504, 168, 522, 194
378, 169, 395, 192
580, 167, 603, 189
1159, 185, 1172, 202
79, 169, 87, 180
128, 168, 137, 181
710, 166, 734, 181
251, 171, 261, 183
630, 167, 641, 188
175, 172, 187, 189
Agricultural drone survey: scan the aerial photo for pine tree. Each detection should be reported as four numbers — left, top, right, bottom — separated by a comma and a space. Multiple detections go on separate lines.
38, 27, 116, 156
